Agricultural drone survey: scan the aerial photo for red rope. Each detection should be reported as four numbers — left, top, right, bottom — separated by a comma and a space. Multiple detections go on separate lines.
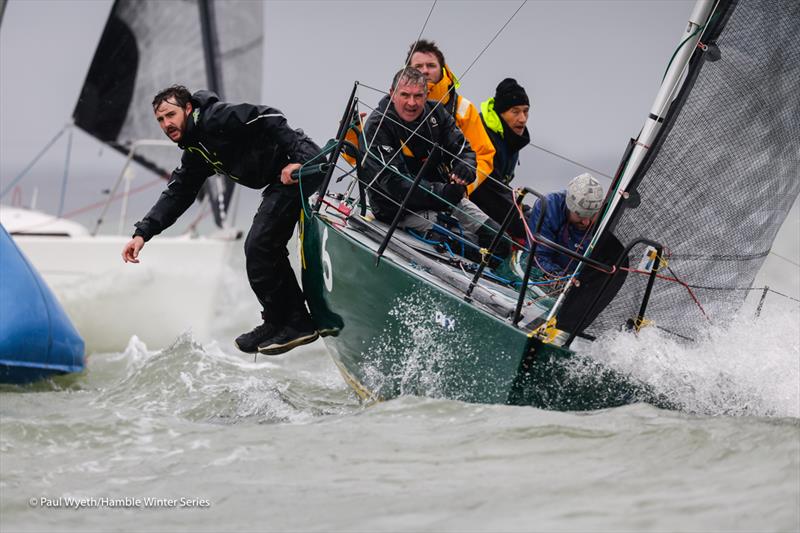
60, 178, 164, 219
11, 178, 164, 233
514, 189, 708, 320
622, 266, 710, 321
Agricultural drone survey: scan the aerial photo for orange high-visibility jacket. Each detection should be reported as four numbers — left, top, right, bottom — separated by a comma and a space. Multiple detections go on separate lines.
428, 66, 496, 195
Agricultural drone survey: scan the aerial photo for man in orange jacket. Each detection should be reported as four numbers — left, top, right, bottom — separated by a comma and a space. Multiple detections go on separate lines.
406, 40, 496, 194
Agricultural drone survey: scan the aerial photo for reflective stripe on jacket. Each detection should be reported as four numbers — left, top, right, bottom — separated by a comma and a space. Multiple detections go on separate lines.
133, 90, 319, 241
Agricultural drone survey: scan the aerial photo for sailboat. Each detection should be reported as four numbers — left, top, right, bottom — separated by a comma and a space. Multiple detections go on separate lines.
298, 0, 799, 409
0, 0, 264, 352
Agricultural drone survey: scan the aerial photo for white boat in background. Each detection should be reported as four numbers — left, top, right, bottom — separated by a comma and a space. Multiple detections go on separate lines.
0, 0, 264, 352
1, 204, 237, 353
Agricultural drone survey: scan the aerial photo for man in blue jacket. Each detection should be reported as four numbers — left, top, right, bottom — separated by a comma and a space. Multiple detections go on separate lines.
528, 173, 605, 277
121, 85, 323, 356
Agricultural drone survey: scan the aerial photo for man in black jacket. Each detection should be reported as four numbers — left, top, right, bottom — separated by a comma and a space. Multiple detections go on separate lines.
362, 68, 503, 253
121, 85, 322, 356
470, 78, 531, 241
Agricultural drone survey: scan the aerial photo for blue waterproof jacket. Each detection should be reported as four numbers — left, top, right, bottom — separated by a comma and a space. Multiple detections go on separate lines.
527, 191, 592, 275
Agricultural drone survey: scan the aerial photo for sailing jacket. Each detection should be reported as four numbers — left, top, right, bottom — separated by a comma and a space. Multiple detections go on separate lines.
528, 191, 593, 276
478, 98, 530, 189
428, 66, 495, 195
133, 91, 319, 241
361, 95, 477, 222
466, 98, 531, 238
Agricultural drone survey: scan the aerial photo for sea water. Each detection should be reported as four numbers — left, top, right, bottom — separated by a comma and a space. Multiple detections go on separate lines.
1, 264, 798, 532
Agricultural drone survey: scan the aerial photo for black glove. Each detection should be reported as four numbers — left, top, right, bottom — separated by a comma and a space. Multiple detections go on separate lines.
435, 182, 466, 206
451, 162, 476, 185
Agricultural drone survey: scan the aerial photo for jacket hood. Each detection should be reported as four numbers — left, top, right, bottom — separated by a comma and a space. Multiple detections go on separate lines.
179, 90, 220, 148
191, 90, 220, 110
427, 65, 459, 106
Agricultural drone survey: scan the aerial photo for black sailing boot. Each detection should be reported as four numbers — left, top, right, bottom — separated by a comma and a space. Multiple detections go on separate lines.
257, 311, 319, 356
235, 312, 280, 354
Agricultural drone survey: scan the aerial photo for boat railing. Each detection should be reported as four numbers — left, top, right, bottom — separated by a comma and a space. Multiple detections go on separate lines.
563, 238, 663, 346
92, 139, 174, 236
314, 83, 665, 335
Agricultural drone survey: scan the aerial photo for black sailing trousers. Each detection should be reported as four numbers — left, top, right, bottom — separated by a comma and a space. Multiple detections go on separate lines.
244, 177, 321, 327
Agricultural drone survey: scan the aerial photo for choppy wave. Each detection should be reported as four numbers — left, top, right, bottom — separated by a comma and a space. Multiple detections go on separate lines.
579, 300, 800, 417
355, 286, 799, 417
39, 333, 357, 426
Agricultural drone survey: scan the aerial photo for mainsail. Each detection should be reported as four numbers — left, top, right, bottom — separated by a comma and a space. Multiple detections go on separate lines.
72, 0, 263, 226
575, 0, 799, 342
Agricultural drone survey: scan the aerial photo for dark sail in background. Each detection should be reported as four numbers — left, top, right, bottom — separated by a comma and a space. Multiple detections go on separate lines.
579, 0, 800, 342
73, 0, 263, 225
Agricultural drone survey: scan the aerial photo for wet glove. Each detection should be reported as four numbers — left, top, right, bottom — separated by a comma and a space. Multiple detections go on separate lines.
451, 162, 476, 185
431, 182, 466, 208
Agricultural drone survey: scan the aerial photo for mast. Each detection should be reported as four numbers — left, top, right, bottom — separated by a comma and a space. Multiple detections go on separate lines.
545, 0, 717, 324
198, 0, 234, 228
198, 0, 224, 97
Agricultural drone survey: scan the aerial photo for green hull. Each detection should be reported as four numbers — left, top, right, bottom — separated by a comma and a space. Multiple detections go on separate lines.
300, 207, 651, 410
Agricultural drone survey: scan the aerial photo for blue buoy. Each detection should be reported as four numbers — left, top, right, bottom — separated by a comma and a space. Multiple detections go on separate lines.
0, 224, 84, 383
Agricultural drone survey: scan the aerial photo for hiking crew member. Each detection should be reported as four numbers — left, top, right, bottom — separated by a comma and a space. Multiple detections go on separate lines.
472, 78, 531, 240
121, 85, 323, 356
361, 68, 505, 254
527, 173, 605, 277
406, 40, 496, 197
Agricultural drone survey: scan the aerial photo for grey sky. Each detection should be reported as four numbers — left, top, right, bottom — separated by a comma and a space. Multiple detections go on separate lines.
0, 0, 797, 295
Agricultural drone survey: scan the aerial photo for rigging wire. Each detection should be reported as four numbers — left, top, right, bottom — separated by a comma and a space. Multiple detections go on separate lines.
365, 0, 438, 153
768, 250, 800, 269
454, 0, 527, 83
526, 141, 614, 181
362, 0, 528, 195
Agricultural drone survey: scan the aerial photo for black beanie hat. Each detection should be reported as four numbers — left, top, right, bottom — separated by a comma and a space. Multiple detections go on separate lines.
493, 78, 529, 113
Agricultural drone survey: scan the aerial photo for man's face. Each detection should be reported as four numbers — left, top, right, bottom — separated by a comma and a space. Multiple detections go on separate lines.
391, 80, 427, 122
154, 99, 192, 143
567, 210, 597, 232
409, 51, 443, 84
500, 105, 530, 136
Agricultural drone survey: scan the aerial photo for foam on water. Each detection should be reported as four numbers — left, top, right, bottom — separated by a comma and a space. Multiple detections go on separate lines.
86, 332, 357, 425
353, 284, 799, 416
578, 300, 800, 417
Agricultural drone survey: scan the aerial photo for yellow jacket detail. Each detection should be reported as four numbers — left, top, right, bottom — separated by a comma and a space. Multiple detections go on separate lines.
428, 66, 495, 195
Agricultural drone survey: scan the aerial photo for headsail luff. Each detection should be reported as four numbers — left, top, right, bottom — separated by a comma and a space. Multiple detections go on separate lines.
72, 0, 263, 226
567, 0, 800, 341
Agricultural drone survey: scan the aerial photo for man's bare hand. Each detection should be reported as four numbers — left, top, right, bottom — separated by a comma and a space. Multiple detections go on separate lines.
280, 162, 303, 185
122, 236, 145, 263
